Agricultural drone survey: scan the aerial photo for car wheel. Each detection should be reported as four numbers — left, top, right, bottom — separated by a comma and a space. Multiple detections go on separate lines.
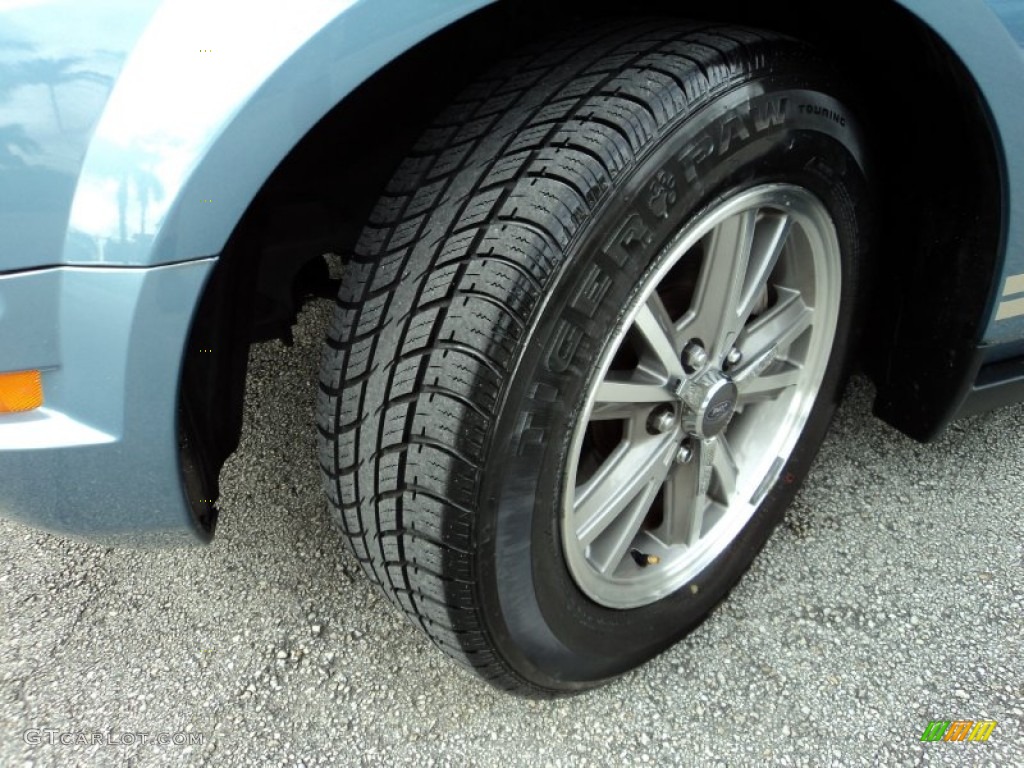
318, 21, 871, 693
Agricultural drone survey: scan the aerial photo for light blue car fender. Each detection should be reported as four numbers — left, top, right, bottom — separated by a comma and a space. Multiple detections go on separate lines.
896, 0, 1024, 342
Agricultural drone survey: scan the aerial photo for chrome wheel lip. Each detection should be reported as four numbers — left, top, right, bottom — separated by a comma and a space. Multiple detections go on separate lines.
561, 183, 842, 610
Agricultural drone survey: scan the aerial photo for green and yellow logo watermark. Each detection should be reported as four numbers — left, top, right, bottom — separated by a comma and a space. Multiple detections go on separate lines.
920, 720, 997, 742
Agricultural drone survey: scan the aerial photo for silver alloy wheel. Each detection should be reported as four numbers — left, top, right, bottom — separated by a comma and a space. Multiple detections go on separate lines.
562, 184, 842, 609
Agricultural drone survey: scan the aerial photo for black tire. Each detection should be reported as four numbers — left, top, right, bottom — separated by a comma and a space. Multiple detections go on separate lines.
318, 20, 871, 694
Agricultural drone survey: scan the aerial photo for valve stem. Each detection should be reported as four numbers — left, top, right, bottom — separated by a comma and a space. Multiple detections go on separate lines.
630, 549, 661, 567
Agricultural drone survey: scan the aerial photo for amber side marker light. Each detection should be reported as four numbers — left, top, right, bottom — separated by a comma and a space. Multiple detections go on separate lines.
0, 370, 44, 413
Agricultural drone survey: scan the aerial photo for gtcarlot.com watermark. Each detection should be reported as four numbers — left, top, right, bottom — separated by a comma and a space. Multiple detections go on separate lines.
24, 729, 204, 747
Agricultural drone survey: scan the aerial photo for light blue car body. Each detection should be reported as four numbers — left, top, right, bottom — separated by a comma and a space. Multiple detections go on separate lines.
0, 0, 1022, 542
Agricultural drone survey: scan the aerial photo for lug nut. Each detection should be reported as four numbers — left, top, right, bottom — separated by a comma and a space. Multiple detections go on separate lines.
683, 341, 708, 373
726, 347, 743, 368
651, 410, 676, 434
676, 443, 694, 464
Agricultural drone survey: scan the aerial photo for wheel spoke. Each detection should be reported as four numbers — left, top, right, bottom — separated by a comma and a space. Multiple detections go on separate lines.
737, 213, 792, 322
732, 287, 812, 388
684, 210, 757, 362
712, 435, 739, 502
736, 364, 802, 406
633, 293, 685, 379
662, 464, 701, 547
593, 371, 673, 412
661, 437, 716, 547
588, 471, 666, 574
574, 431, 677, 549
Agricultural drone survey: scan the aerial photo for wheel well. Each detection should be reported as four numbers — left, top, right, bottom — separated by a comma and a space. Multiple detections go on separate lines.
180, 0, 1002, 527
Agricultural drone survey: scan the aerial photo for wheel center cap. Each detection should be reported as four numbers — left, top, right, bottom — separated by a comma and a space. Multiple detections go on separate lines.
680, 370, 738, 438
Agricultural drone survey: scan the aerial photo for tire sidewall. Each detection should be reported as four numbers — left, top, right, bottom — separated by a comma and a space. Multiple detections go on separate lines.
477, 76, 871, 690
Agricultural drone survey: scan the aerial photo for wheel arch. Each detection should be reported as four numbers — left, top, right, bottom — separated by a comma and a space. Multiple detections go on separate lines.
176, 2, 521, 528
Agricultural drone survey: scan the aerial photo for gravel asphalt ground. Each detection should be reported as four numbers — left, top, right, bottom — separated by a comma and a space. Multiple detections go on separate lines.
1, 296, 1021, 767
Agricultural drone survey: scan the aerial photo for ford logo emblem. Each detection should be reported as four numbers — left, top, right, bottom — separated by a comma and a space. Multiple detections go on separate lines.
706, 400, 734, 422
